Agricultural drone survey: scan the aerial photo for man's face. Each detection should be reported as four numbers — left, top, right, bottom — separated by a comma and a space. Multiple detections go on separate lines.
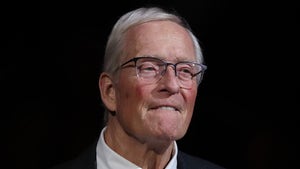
114, 21, 198, 144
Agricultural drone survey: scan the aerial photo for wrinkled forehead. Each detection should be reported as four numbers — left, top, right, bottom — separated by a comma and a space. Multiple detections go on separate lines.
122, 20, 196, 62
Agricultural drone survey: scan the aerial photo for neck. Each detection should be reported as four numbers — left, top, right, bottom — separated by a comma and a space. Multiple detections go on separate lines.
104, 121, 175, 169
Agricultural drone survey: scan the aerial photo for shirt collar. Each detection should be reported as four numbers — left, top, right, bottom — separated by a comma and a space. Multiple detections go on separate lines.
96, 127, 178, 169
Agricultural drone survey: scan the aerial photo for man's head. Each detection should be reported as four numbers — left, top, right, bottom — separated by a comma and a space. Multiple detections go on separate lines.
99, 7, 206, 145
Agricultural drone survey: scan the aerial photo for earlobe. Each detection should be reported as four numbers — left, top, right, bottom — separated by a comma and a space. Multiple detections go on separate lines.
99, 73, 116, 112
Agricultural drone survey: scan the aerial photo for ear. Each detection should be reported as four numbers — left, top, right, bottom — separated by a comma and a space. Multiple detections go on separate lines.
99, 72, 116, 112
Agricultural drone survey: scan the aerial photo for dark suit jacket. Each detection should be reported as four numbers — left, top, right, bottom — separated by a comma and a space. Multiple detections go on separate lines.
50, 142, 226, 169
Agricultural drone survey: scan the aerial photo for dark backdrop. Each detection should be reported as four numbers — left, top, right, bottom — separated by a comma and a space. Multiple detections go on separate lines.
2, 1, 299, 169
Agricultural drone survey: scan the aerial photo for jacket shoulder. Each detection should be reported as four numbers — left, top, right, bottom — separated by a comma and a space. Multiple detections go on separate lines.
177, 151, 227, 169
48, 143, 96, 169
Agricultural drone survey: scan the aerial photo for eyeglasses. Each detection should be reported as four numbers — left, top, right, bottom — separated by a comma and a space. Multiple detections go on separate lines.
120, 56, 207, 89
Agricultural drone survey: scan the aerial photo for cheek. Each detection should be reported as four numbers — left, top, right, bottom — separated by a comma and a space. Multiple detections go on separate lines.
184, 88, 198, 121
135, 85, 147, 98
186, 88, 198, 106
116, 79, 147, 110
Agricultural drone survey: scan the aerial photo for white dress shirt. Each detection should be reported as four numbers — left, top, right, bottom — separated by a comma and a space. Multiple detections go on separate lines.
96, 127, 178, 169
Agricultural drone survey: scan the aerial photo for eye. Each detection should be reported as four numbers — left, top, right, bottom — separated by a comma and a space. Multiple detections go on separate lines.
137, 61, 161, 78
138, 62, 158, 72
181, 68, 193, 74
177, 64, 194, 79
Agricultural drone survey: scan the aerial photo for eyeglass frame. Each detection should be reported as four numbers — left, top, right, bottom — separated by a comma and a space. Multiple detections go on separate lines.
117, 56, 207, 88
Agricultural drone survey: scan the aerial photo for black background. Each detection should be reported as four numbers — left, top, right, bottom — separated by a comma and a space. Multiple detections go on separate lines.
2, 0, 299, 169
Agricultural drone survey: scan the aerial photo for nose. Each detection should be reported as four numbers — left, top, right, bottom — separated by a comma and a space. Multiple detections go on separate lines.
159, 66, 181, 93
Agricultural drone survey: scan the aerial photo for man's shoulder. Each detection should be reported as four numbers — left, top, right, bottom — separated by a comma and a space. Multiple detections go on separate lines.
177, 151, 226, 169
48, 159, 76, 169
48, 143, 226, 169
48, 143, 97, 169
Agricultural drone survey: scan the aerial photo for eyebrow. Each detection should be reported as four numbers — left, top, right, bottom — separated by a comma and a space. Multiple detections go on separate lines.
144, 54, 196, 63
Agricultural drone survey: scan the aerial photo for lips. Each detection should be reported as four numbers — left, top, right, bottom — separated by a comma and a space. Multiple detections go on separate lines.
150, 105, 179, 112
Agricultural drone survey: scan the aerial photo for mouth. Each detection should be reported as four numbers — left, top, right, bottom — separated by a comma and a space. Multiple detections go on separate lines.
151, 105, 179, 112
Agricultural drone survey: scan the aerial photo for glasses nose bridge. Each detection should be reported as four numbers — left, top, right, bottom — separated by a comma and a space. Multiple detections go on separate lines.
163, 62, 177, 77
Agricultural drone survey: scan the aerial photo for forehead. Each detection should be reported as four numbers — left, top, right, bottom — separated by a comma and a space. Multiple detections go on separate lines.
123, 20, 196, 62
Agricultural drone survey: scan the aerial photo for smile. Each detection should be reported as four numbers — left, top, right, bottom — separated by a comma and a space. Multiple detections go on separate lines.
158, 106, 176, 110
152, 106, 179, 111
